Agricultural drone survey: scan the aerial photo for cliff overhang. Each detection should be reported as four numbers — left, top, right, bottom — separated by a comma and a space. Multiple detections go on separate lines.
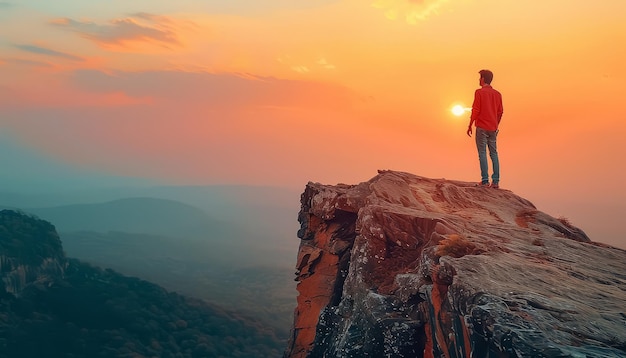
285, 170, 626, 357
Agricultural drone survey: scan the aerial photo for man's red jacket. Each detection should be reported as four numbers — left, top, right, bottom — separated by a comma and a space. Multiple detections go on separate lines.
471, 85, 503, 131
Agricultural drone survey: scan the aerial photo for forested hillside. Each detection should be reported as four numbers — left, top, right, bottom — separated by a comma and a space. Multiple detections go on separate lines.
0, 210, 283, 357
0, 259, 283, 357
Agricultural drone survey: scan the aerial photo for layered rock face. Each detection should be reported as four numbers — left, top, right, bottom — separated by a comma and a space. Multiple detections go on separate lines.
284, 171, 626, 357
0, 210, 66, 295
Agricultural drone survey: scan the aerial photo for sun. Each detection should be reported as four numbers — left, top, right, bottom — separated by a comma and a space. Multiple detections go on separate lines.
451, 105, 466, 116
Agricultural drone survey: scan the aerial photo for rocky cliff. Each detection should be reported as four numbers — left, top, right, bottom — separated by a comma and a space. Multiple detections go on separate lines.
0, 210, 66, 295
284, 171, 626, 357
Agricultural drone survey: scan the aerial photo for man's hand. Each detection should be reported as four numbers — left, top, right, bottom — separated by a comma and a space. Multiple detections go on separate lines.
466, 126, 473, 137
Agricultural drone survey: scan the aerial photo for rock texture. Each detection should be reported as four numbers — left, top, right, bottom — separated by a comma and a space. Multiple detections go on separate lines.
0, 210, 66, 295
284, 171, 626, 357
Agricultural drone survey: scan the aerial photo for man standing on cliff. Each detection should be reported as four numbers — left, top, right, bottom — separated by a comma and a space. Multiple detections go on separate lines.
466, 69, 503, 188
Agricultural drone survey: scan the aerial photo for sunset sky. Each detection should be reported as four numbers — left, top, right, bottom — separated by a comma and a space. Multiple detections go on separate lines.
1, 0, 625, 248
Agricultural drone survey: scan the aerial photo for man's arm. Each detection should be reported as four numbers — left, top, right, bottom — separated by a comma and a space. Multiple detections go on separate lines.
497, 93, 503, 125
467, 90, 480, 137
467, 118, 474, 137
497, 92, 504, 125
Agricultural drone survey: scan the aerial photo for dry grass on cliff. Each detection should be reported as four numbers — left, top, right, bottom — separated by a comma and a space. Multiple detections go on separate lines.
557, 216, 574, 228
436, 234, 481, 258
515, 209, 539, 228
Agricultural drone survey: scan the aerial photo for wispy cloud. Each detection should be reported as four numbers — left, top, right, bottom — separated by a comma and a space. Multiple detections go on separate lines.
14, 44, 83, 61
317, 57, 336, 70
291, 65, 310, 74
51, 13, 181, 48
0, 57, 53, 68
69, 69, 356, 110
372, 0, 450, 24
278, 55, 336, 74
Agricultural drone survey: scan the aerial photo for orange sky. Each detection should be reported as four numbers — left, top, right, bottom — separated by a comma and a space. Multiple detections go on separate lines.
0, 0, 625, 248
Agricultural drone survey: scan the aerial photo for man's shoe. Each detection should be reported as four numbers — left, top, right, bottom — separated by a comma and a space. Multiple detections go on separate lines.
490, 182, 499, 189
476, 181, 490, 187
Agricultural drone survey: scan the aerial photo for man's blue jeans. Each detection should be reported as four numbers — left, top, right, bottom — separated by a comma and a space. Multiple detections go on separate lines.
475, 127, 499, 184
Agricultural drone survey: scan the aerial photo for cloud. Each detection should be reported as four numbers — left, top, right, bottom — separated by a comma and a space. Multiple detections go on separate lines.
372, 0, 450, 24
51, 13, 181, 48
317, 57, 336, 70
0, 2, 12, 9
14, 44, 83, 61
278, 55, 336, 74
0, 57, 53, 68
68, 69, 356, 110
291, 65, 310, 74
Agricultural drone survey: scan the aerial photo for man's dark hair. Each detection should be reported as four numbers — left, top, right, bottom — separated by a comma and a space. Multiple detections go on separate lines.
479, 69, 494, 84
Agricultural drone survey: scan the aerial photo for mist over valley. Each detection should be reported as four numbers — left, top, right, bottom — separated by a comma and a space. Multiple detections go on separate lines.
1, 184, 302, 345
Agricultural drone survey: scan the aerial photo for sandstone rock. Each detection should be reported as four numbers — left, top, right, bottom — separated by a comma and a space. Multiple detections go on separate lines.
284, 171, 626, 357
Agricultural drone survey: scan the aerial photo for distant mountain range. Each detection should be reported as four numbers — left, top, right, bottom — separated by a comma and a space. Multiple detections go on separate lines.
25, 197, 227, 238
0, 184, 302, 343
0, 184, 301, 265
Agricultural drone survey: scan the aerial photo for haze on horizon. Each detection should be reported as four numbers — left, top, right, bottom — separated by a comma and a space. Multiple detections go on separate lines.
0, 0, 624, 249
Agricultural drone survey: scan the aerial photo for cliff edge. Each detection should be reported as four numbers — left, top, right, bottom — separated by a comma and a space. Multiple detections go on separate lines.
0, 210, 66, 295
285, 171, 626, 357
